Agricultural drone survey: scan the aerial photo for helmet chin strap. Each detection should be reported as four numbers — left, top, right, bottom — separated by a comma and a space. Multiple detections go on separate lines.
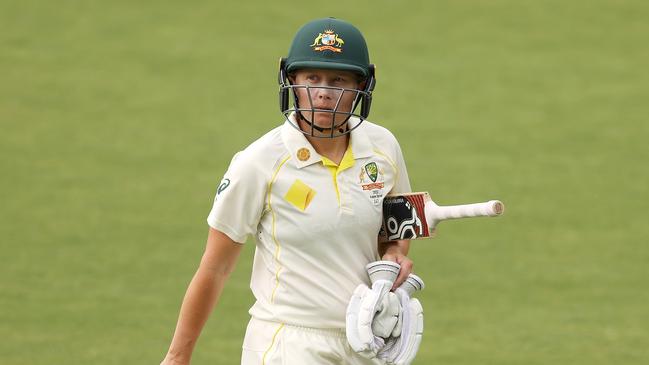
296, 111, 349, 135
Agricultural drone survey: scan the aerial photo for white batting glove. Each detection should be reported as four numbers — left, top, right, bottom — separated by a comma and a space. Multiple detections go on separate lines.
346, 261, 401, 357
367, 261, 403, 339
378, 274, 425, 365
346, 284, 386, 357
372, 290, 402, 338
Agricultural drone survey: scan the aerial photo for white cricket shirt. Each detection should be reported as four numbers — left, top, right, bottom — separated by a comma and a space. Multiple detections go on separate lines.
207, 116, 411, 328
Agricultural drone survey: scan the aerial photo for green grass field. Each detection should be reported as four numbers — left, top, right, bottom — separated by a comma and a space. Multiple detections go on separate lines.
2, 0, 648, 363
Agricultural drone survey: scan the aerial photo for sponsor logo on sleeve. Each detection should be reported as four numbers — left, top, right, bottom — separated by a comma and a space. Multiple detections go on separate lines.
217, 178, 231, 195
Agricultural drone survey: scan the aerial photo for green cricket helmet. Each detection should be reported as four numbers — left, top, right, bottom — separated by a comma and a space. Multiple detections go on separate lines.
279, 17, 376, 138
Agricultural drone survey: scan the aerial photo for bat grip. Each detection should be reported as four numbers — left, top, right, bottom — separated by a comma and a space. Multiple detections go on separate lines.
424, 200, 504, 227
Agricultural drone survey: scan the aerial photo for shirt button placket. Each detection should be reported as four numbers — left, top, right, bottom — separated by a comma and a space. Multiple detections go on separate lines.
339, 172, 354, 214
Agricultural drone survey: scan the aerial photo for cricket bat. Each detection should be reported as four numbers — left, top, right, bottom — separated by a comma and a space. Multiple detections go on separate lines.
378, 192, 504, 242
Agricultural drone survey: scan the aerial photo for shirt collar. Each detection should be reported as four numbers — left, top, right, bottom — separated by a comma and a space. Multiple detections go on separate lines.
281, 113, 374, 169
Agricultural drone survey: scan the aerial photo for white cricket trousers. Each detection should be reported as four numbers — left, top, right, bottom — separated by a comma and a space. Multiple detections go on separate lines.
241, 317, 386, 365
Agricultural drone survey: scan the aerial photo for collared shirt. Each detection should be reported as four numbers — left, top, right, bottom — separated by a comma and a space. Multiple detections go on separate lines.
207, 117, 411, 328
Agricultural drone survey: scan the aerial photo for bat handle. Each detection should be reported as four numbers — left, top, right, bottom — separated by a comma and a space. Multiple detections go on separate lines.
424, 200, 505, 229
424, 200, 440, 229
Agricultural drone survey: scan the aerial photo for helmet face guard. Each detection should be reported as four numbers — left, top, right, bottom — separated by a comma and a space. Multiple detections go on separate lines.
278, 58, 376, 138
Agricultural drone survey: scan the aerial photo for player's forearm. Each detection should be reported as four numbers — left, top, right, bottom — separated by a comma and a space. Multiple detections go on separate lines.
379, 240, 412, 289
379, 239, 410, 257
165, 266, 229, 361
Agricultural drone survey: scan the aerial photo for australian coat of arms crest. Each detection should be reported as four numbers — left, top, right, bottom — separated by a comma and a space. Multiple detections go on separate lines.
310, 30, 344, 53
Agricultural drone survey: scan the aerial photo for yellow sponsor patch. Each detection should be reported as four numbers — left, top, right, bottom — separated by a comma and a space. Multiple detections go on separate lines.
284, 179, 316, 211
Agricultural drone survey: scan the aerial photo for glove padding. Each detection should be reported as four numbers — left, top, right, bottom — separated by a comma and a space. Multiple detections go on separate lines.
372, 290, 402, 338
346, 261, 401, 357
377, 274, 425, 365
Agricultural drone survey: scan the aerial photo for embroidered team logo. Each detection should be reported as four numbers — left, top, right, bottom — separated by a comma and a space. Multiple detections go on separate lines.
359, 162, 385, 191
358, 162, 386, 205
310, 30, 344, 53
364, 162, 379, 182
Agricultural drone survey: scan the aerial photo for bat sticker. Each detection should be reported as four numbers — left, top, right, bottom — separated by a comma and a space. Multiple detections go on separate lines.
379, 194, 430, 241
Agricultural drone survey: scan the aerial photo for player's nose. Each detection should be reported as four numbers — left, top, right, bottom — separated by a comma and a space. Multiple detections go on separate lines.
313, 86, 340, 101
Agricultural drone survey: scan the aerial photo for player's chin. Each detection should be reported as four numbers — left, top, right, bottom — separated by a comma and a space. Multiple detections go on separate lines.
312, 113, 348, 127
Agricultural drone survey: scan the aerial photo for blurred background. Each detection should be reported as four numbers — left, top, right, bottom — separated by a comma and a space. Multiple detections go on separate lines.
1, 0, 648, 363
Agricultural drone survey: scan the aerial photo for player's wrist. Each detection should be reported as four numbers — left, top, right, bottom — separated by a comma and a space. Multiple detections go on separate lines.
164, 346, 193, 363
381, 244, 407, 259
161, 353, 190, 365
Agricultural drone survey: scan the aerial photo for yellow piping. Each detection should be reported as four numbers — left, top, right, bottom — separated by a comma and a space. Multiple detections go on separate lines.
373, 148, 398, 182
268, 155, 291, 303
262, 323, 285, 364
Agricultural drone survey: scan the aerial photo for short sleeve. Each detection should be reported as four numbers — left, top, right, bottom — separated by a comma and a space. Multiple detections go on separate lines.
391, 139, 412, 195
206, 152, 268, 243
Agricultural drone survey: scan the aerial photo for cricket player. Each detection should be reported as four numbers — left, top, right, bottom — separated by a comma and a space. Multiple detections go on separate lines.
161, 17, 414, 365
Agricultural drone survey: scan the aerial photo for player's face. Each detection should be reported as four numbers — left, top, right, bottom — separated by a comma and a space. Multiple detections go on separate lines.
290, 69, 363, 132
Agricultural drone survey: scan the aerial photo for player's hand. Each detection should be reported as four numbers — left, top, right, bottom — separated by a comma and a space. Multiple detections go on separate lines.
381, 246, 413, 290
378, 274, 425, 365
347, 261, 401, 357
